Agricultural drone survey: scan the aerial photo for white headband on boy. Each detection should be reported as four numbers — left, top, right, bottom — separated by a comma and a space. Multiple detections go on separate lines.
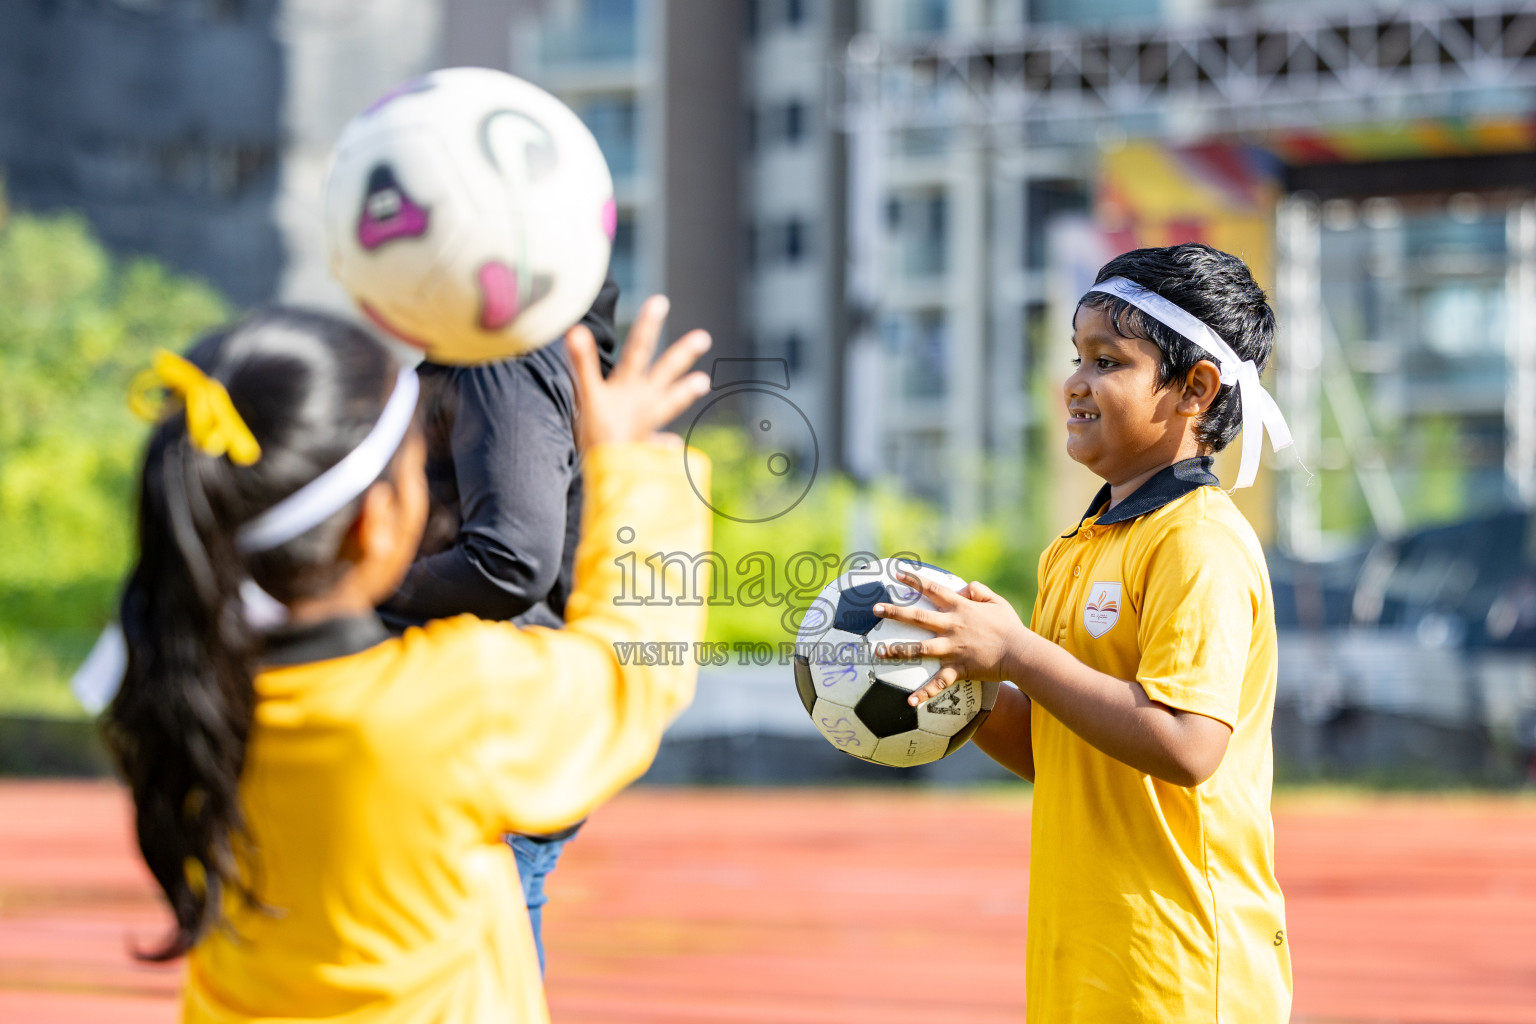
1085, 276, 1293, 489
236, 366, 420, 554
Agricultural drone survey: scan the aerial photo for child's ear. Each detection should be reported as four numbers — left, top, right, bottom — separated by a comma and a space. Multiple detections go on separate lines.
1178, 360, 1223, 418
340, 481, 398, 565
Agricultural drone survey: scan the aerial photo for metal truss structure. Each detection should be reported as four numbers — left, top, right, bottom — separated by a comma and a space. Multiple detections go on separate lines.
834, 3, 1536, 549
835, 2, 1536, 141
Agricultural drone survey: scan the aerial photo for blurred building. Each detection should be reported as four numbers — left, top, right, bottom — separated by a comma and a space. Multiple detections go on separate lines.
512, 0, 748, 369
513, 0, 842, 452
10, 0, 1536, 560
0, 0, 285, 306
520, 0, 1536, 552
839, 0, 1536, 550
0, 0, 461, 310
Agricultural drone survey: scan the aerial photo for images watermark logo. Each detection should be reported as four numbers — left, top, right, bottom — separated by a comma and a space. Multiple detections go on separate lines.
683, 357, 818, 523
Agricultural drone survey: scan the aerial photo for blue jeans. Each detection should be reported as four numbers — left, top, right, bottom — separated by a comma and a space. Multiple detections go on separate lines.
508, 828, 580, 974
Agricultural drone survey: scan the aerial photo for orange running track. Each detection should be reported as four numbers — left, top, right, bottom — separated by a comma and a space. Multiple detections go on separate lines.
3, 782, 1536, 1023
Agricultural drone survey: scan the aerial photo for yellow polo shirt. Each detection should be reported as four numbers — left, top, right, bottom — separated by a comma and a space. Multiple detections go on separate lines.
1026, 457, 1291, 1023
182, 441, 710, 1024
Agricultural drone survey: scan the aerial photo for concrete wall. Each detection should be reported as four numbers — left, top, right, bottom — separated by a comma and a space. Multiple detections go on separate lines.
273, 0, 445, 312
659, 0, 744, 364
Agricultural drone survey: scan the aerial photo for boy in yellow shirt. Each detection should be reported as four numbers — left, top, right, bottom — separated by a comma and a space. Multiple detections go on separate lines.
875, 243, 1293, 1022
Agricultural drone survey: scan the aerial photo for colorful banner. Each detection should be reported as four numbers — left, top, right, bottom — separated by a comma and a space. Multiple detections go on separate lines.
1094, 141, 1282, 537
1270, 115, 1536, 165
1096, 141, 1281, 289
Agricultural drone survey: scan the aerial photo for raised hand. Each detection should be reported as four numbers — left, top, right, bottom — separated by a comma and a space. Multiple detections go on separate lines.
564, 295, 711, 450
872, 567, 1032, 706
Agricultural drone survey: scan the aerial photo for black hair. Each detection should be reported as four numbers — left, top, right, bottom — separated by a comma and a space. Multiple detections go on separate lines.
103, 308, 404, 960
1078, 242, 1275, 453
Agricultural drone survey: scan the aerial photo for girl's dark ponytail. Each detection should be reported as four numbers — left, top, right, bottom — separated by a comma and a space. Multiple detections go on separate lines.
103, 310, 401, 960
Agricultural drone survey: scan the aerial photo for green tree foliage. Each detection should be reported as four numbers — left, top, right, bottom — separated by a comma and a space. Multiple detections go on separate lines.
0, 210, 228, 715
0, 209, 1050, 713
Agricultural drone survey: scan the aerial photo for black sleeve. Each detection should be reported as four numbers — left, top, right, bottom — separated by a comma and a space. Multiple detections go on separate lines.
378, 275, 619, 626
380, 356, 575, 623
582, 273, 622, 374
580, 274, 617, 369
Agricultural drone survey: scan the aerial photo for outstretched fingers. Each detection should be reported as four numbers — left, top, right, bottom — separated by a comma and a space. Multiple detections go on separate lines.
653, 369, 712, 426
650, 329, 712, 389
615, 295, 670, 380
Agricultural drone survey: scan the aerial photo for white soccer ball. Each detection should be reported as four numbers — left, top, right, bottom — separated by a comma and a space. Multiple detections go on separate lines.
793, 558, 994, 768
323, 67, 615, 365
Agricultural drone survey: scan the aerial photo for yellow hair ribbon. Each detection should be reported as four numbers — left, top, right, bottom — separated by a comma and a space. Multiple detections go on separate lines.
128, 350, 262, 466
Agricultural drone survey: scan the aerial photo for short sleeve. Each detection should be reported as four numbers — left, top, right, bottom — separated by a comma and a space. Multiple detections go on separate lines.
1134, 521, 1259, 729
1029, 544, 1053, 634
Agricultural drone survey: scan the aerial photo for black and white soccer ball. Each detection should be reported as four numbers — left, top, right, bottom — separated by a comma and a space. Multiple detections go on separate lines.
793, 558, 996, 767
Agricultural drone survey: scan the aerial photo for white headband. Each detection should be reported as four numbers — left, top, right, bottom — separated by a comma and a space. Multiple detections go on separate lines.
69, 369, 419, 713
1085, 276, 1293, 489
236, 366, 420, 553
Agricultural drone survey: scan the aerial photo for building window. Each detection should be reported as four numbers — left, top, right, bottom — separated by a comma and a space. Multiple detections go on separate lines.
205, 0, 243, 20
784, 219, 805, 262
784, 331, 804, 374
754, 101, 810, 149
751, 0, 813, 34
542, 0, 637, 63
1024, 179, 1088, 269
753, 219, 812, 266
88, 138, 275, 199
783, 101, 805, 143
577, 96, 638, 180
757, 331, 806, 374
611, 214, 637, 298
906, 0, 948, 32
889, 190, 947, 278
885, 311, 949, 400
587, 0, 635, 26
1028, 0, 1159, 26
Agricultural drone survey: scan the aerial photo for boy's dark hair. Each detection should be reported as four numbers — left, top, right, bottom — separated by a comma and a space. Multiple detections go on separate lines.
1079, 242, 1275, 453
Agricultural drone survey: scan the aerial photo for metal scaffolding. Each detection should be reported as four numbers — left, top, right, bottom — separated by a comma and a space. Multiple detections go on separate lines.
835, 2, 1536, 550
835, 3, 1536, 138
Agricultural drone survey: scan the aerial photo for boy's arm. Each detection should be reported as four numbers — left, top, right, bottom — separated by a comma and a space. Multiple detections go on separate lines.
877, 531, 1248, 786
995, 641, 1231, 787
973, 683, 1034, 782
886, 587, 1230, 786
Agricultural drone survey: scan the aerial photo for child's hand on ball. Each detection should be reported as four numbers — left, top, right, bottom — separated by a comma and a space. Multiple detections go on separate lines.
872, 568, 1033, 706
565, 295, 711, 450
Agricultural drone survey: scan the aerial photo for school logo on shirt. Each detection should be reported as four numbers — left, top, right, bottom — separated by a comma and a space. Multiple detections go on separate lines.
1083, 582, 1121, 638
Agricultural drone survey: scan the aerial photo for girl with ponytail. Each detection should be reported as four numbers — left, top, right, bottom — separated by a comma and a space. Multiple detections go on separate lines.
105, 299, 712, 1022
